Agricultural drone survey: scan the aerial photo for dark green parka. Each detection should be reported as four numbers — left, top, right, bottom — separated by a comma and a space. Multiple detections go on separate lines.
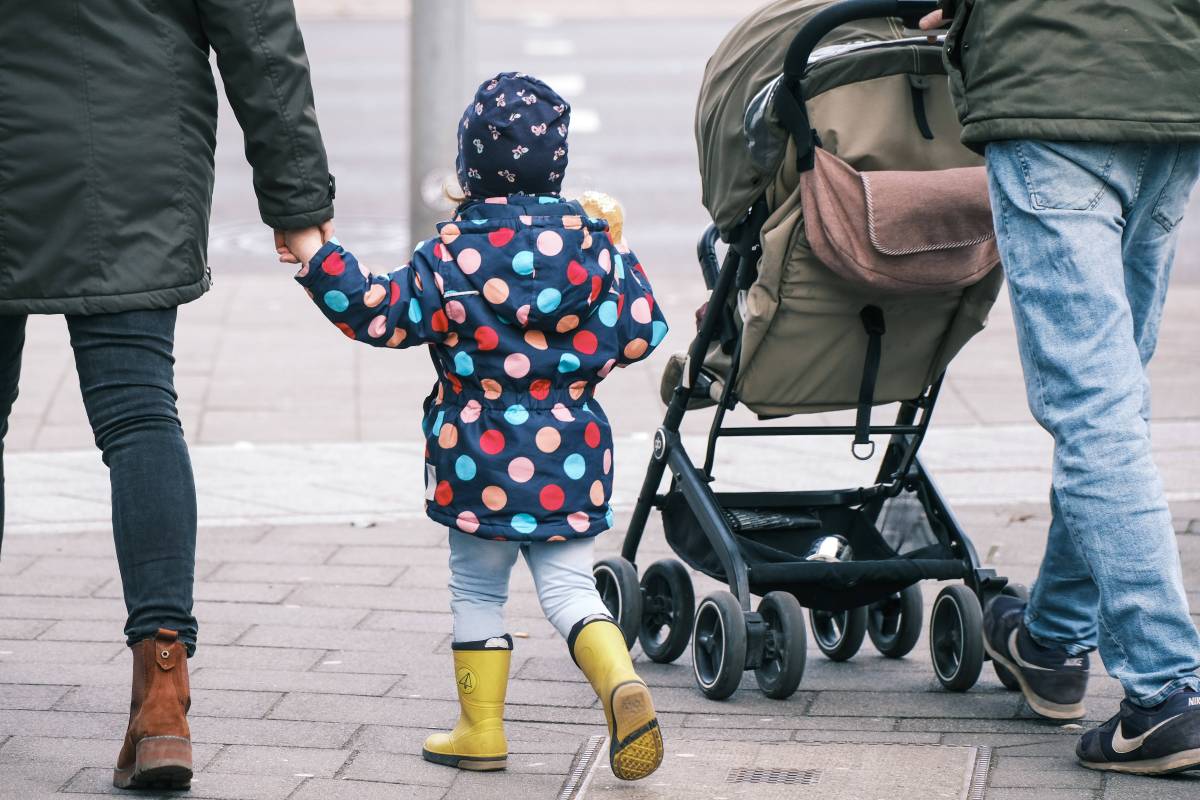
0, 1, 334, 316
941, 0, 1200, 148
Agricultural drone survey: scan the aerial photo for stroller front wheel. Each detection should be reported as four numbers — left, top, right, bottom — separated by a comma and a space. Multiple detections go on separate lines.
755, 592, 807, 700
637, 559, 695, 664
593, 557, 641, 650
809, 606, 867, 662
930, 585, 985, 692
692, 591, 747, 700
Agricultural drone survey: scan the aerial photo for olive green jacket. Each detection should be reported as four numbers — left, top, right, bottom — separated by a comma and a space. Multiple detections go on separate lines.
0, 1, 334, 316
941, 0, 1200, 148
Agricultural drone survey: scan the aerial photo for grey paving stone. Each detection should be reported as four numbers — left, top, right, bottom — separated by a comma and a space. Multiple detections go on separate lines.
0, 735, 221, 771
984, 790, 1096, 800
351, 723, 589, 756
0, 710, 134, 739
449, 770, 566, 799
204, 744, 352, 778
990, 758, 1103, 789
642, 685, 814, 716
187, 716, 359, 748
0, 596, 127, 622
190, 667, 400, 697
946, 734, 1079, 754
0, 639, 125, 665
328, 546, 448, 568
53, 685, 282, 719
256, 524, 445, 548
339, 751, 455, 787
0, 618, 52, 639
0, 663, 128, 688
1103, 772, 1200, 799
0, 683, 71, 710
193, 542, 338, 565
0, 761, 86, 799
241, 625, 444, 653
63, 766, 304, 799
790, 730, 943, 745
312, 649, 456, 678
683, 713, 897, 731
192, 600, 368, 629
807, 689, 1023, 719
18, 557, 121, 580
899, 717, 1080, 734
0, 574, 109, 598
188, 644, 327, 672
289, 777, 446, 800
208, 562, 406, 586
286, 584, 450, 613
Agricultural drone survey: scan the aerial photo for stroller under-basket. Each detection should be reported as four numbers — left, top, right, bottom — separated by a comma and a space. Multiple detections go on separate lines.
592, 0, 1026, 701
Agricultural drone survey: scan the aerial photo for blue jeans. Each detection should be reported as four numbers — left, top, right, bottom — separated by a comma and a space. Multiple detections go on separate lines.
0, 310, 198, 653
986, 140, 1200, 706
447, 530, 610, 642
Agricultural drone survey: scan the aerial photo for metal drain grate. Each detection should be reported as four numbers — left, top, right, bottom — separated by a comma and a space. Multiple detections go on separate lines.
558, 735, 607, 800
966, 746, 993, 800
726, 767, 823, 785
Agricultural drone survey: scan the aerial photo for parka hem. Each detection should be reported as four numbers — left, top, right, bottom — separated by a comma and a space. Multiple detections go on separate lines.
962, 118, 1200, 152
424, 505, 608, 543
0, 278, 209, 316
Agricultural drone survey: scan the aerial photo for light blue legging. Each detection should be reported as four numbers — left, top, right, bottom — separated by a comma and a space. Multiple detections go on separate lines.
448, 529, 611, 642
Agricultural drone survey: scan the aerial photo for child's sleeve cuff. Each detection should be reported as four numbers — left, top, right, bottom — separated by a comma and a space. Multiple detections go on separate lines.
295, 241, 344, 287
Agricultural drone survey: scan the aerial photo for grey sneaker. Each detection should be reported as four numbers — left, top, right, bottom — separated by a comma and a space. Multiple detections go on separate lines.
1077, 690, 1200, 775
982, 595, 1088, 719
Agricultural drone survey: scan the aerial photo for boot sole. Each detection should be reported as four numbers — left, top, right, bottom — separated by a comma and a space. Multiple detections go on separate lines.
983, 637, 1086, 720
608, 682, 663, 782
1079, 747, 1200, 776
113, 736, 193, 790
422, 747, 507, 772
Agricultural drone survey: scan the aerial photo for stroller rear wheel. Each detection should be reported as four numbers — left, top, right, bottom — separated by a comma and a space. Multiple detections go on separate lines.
755, 592, 807, 700
930, 585, 985, 692
637, 559, 695, 664
867, 584, 924, 659
809, 606, 867, 662
692, 591, 747, 700
993, 583, 1030, 691
593, 557, 641, 650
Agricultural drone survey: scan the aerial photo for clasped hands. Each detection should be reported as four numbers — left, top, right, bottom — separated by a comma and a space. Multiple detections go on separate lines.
274, 220, 335, 266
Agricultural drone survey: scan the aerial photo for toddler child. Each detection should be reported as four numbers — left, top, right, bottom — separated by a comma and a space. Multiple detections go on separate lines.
288, 72, 668, 781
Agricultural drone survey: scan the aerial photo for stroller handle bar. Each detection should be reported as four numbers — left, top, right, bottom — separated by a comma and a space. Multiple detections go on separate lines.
783, 0, 940, 79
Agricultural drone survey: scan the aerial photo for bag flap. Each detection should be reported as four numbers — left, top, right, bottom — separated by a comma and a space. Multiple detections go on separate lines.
861, 166, 994, 256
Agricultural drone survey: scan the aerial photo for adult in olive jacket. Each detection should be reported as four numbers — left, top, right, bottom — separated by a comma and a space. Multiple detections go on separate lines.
0, 1, 333, 790
926, 1, 1200, 777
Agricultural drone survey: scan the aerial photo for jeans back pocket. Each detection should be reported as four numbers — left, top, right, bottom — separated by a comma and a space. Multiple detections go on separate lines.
1016, 141, 1116, 212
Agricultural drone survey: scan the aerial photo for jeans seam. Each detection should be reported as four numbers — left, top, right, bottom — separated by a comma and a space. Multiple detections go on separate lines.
1150, 144, 1186, 232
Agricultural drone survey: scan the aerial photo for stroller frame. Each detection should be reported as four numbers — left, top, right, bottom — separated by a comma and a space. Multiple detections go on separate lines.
596, 0, 1017, 702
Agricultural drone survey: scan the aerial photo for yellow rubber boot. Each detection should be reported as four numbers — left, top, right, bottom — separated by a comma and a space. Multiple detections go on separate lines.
570, 618, 664, 781
422, 637, 511, 771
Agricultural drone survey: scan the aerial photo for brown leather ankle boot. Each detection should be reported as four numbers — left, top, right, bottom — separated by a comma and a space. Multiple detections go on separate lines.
113, 628, 193, 790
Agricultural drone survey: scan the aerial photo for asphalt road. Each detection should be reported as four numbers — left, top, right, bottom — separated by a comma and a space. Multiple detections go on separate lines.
207, 15, 1200, 285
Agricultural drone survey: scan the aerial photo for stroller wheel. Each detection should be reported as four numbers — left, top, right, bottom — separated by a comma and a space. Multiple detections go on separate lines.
593, 557, 642, 650
808, 606, 867, 662
755, 592, 807, 700
692, 591, 747, 700
993, 583, 1030, 691
867, 584, 924, 659
930, 585, 985, 692
638, 559, 695, 664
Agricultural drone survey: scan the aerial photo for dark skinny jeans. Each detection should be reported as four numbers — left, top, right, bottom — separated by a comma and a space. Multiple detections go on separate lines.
0, 309, 198, 652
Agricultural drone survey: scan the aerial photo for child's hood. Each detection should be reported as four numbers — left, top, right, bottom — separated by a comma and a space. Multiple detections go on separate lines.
434, 195, 618, 333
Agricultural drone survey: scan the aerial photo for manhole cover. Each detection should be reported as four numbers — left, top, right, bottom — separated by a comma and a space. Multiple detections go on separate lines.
580, 741, 978, 799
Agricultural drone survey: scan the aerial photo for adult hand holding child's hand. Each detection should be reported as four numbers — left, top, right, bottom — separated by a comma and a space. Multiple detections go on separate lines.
274, 219, 336, 265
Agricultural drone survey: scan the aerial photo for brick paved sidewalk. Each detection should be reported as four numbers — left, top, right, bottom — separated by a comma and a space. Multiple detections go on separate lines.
3, 504, 1199, 799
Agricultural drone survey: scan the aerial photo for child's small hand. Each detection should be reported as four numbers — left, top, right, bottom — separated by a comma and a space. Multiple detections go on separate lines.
275, 220, 336, 265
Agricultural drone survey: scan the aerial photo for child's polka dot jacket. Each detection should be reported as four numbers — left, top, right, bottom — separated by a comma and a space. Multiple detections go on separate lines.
297, 193, 668, 542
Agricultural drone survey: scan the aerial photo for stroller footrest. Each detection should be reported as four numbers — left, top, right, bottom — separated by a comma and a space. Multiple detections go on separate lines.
752, 557, 966, 587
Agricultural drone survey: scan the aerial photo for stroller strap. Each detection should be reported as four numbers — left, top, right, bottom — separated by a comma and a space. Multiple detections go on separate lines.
853, 305, 886, 460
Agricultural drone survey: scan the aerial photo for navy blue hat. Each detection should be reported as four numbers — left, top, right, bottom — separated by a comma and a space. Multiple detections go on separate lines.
456, 72, 570, 199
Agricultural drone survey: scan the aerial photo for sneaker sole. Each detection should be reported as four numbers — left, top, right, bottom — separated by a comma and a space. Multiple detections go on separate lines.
609, 682, 664, 782
1079, 746, 1200, 776
421, 748, 507, 771
983, 637, 1086, 720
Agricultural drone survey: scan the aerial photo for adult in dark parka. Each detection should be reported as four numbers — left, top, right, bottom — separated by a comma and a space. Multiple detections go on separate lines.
924, 0, 1200, 777
0, 1, 333, 789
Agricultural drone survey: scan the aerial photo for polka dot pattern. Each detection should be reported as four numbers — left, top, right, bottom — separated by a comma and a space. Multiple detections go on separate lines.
295, 195, 669, 542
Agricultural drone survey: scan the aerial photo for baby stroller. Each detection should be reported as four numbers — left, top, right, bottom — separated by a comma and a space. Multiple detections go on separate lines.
593, 0, 1025, 701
